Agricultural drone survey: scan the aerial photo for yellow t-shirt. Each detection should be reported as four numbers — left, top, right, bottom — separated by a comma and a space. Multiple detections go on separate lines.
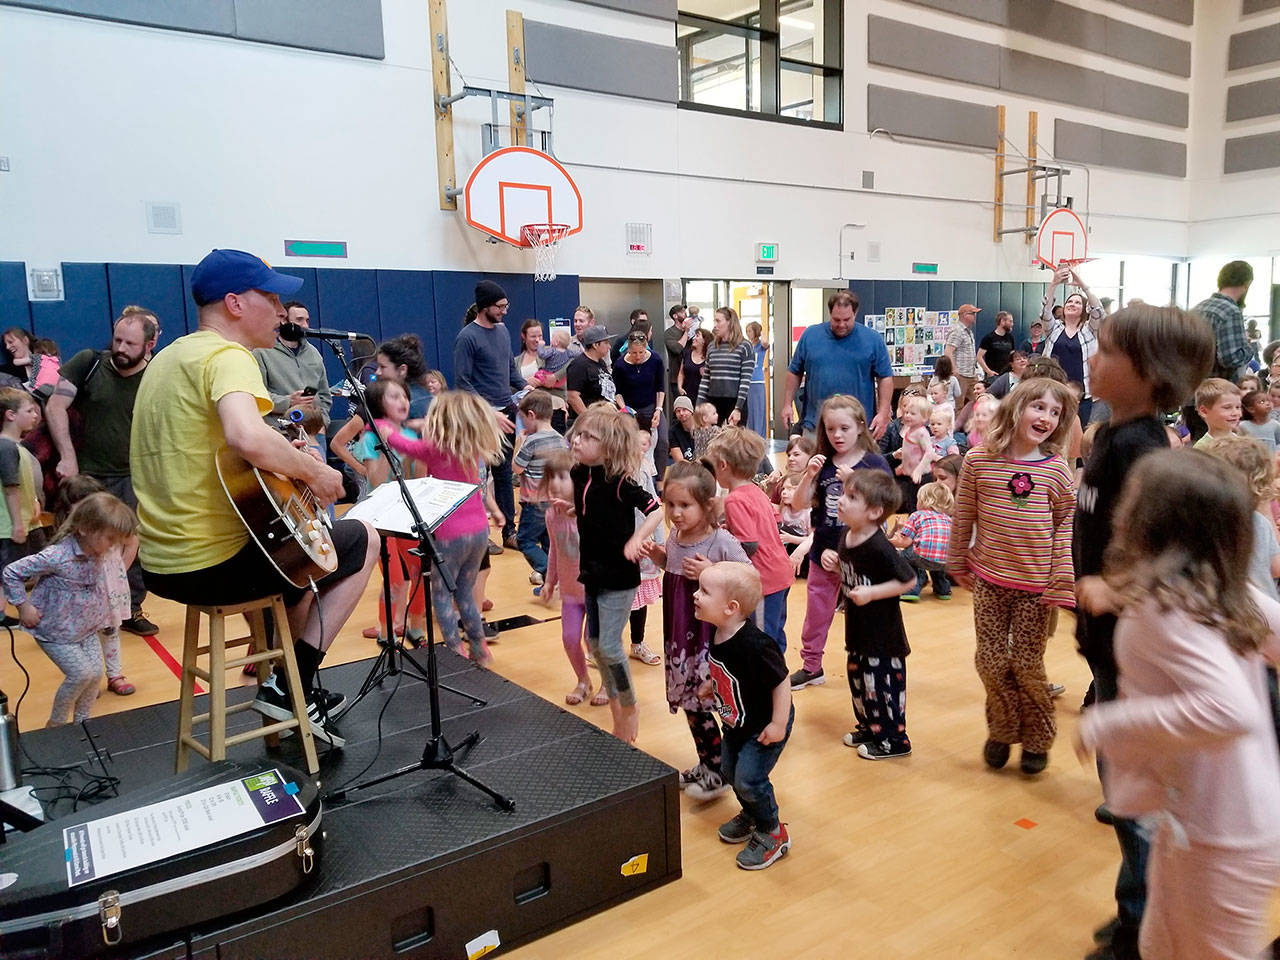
0, 440, 40, 540
131, 330, 271, 574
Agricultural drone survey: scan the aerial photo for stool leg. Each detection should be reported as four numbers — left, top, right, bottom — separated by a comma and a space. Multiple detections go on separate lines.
208, 609, 227, 763
247, 607, 281, 750
175, 605, 201, 773
272, 597, 318, 774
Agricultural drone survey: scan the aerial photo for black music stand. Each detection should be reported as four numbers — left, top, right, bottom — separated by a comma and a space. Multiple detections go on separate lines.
314, 334, 514, 811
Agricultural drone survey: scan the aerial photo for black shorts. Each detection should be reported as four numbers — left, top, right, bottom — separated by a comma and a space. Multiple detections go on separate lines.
143, 519, 370, 609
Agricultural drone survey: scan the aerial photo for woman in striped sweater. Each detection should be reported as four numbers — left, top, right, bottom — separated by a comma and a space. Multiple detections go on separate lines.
697, 307, 755, 426
947, 377, 1078, 776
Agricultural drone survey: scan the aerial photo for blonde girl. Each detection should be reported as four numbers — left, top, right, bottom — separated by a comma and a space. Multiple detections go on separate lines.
965, 394, 999, 449
791, 395, 892, 689
1078, 450, 1280, 960
697, 307, 754, 426
565, 403, 664, 743
3, 492, 137, 726
644, 460, 749, 799
536, 450, 592, 705
379, 390, 502, 665
948, 378, 1077, 775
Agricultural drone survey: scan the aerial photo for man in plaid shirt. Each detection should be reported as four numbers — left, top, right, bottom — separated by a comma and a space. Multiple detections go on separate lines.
889, 481, 953, 601
1194, 260, 1255, 381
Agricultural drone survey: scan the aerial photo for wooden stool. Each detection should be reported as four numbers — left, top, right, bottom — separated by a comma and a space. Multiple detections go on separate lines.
175, 595, 319, 775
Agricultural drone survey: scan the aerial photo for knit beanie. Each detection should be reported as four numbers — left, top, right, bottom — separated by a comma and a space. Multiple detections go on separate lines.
475, 280, 507, 311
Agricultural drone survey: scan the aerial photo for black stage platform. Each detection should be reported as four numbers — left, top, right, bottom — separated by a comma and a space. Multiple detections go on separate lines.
10, 649, 682, 959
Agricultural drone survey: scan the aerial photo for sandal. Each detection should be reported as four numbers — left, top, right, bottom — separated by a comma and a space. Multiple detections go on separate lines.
630, 642, 661, 666
565, 679, 591, 706
107, 675, 136, 696
403, 629, 426, 649
589, 686, 610, 707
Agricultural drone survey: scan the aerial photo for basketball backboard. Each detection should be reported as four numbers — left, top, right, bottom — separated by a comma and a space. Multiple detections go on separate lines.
1035, 208, 1091, 269
462, 146, 583, 247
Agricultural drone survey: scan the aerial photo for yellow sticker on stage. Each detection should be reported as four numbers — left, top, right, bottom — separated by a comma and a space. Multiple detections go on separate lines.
466, 929, 500, 959
620, 853, 649, 877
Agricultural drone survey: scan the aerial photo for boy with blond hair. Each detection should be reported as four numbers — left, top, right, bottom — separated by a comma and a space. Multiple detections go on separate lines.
890, 480, 954, 601
1193, 377, 1242, 448
695, 561, 793, 870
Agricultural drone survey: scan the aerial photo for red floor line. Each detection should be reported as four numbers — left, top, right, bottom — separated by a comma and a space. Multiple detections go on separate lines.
144, 634, 203, 695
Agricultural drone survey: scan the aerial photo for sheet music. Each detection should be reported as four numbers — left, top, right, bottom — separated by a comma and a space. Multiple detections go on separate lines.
342, 477, 478, 537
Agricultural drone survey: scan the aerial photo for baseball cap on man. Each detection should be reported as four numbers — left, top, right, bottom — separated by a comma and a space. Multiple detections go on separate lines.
580, 324, 611, 347
191, 249, 304, 306
957, 303, 981, 316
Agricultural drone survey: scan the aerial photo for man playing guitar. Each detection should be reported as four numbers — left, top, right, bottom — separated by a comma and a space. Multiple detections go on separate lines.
131, 249, 378, 748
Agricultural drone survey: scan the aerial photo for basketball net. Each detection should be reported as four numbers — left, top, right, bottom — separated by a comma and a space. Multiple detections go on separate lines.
523, 223, 569, 282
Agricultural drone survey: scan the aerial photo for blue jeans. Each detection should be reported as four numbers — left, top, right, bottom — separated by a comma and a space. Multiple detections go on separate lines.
585, 586, 637, 706
516, 499, 549, 576
721, 704, 794, 833
428, 530, 488, 656
758, 588, 789, 652
903, 545, 950, 597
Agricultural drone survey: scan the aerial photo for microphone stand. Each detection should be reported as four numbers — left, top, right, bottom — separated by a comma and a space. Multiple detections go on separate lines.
314, 333, 513, 811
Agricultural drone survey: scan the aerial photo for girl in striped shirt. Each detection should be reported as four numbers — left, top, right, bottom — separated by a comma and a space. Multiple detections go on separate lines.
697, 307, 754, 426
948, 378, 1078, 776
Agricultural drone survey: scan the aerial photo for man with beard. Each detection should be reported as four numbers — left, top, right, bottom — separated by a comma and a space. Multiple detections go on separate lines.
46, 308, 160, 635
254, 300, 332, 432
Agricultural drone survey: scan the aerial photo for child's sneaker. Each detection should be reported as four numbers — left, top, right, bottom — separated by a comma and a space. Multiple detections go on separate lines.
678, 764, 703, 791
842, 726, 873, 747
529, 570, 544, 586
718, 811, 755, 844
899, 592, 920, 603
736, 824, 790, 870
857, 740, 912, 760
685, 767, 731, 801
789, 666, 825, 690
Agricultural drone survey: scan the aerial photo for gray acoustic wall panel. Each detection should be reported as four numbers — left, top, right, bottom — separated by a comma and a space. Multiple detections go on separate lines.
1108, 0, 1193, 25
1055, 119, 1185, 176
232, 0, 383, 59
575, 0, 675, 18
0, 0, 235, 35
1244, 0, 1280, 13
866, 85, 998, 149
868, 17, 1188, 128
525, 20, 677, 103
1227, 77, 1280, 122
1229, 22, 1280, 71
1225, 131, 1280, 173
867, 17, 1000, 88
903, 0, 1190, 78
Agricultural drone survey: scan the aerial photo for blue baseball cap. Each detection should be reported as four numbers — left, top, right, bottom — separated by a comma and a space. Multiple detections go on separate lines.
190, 249, 303, 306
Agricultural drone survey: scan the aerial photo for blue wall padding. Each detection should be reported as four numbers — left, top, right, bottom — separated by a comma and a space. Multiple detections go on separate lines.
0, 262, 31, 333
926, 281, 953, 311
375, 269, 438, 373
533, 275, 582, 329
874, 280, 902, 316
847, 279, 875, 315
950, 280, 978, 310
272, 267, 320, 321
30, 263, 112, 358
315, 269, 381, 383
106, 263, 190, 349
900, 280, 929, 309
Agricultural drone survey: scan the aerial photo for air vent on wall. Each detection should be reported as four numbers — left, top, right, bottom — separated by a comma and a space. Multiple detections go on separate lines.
145, 201, 182, 235
867, 242, 882, 263
862, 170, 875, 189
28, 267, 63, 301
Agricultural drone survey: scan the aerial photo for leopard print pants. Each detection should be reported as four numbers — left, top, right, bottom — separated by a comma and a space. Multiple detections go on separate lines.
971, 577, 1056, 753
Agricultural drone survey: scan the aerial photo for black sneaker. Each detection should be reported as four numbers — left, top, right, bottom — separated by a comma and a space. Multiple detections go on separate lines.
718, 811, 755, 844
1095, 803, 1116, 826
842, 727, 874, 747
983, 739, 1010, 769
789, 667, 825, 690
857, 740, 912, 760
253, 675, 346, 748
314, 687, 347, 713
120, 611, 159, 636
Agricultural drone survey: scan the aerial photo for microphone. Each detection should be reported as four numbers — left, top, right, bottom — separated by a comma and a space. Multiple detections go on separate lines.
280, 321, 362, 342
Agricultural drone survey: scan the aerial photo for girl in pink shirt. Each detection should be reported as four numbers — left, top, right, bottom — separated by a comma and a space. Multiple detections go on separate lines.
1078, 449, 1280, 960
379, 391, 503, 666
537, 450, 592, 706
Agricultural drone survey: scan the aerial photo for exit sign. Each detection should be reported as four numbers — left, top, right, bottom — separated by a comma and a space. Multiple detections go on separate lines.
912, 262, 939, 274
755, 243, 779, 263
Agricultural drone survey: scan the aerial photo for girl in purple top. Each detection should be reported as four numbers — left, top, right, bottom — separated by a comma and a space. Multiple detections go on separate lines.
380, 391, 503, 666
3, 492, 137, 726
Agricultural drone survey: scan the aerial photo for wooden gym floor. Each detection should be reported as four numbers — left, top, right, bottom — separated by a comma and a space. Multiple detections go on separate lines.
3, 523, 1273, 959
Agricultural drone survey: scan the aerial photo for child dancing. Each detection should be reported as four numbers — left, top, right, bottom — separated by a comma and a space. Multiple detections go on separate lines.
890, 480, 953, 602
1077, 450, 1280, 960
537, 449, 592, 705
948, 378, 1077, 775
566, 403, 663, 743
791, 394, 892, 690
380, 390, 503, 665
645, 460, 750, 798
3, 492, 137, 726
696, 562, 794, 870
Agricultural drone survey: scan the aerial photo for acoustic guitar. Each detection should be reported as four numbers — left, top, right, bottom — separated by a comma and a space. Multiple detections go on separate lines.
215, 422, 338, 588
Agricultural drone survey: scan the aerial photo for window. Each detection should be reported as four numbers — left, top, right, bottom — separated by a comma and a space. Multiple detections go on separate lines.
677, 0, 841, 127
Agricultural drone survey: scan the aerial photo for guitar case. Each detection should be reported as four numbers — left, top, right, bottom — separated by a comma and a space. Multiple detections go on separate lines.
0, 760, 321, 959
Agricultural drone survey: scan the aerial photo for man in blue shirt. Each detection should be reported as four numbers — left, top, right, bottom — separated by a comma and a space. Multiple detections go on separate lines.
782, 291, 893, 437
454, 279, 524, 546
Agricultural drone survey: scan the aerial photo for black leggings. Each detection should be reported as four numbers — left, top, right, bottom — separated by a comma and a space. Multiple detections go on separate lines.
629, 607, 647, 646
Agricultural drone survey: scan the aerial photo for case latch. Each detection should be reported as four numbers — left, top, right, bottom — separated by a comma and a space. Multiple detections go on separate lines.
294, 823, 314, 874
98, 889, 122, 945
